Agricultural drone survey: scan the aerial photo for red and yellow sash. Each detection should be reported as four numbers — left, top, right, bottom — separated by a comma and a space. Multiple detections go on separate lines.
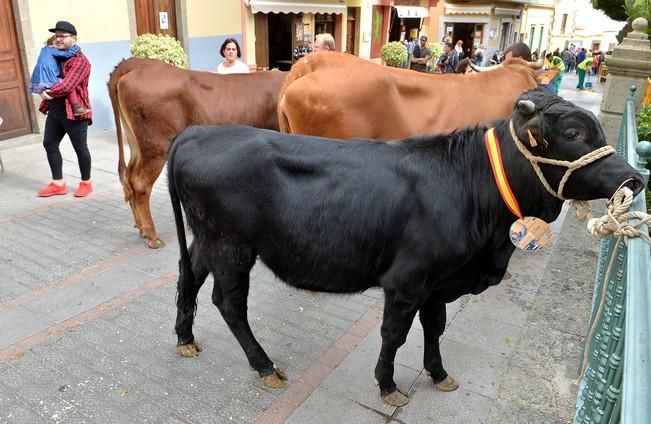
484, 128, 523, 219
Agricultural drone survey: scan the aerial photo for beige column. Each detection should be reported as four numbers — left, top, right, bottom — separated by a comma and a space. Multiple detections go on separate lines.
598, 18, 651, 146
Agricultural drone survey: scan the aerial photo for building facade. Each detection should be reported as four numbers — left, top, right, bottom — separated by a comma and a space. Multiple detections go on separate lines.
549, 0, 621, 53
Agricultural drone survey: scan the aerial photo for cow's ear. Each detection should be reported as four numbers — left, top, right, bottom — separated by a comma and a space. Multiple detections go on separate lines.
522, 117, 544, 149
515, 101, 547, 150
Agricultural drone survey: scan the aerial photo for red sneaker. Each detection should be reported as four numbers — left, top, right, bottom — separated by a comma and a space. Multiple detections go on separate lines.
37, 182, 67, 197
74, 181, 93, 197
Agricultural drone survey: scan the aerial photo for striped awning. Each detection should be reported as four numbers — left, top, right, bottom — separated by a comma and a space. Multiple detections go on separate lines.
445, 4, 492, 15
494, 7, 521, 16
246, 0, 346, 14
395, 6, 428, 18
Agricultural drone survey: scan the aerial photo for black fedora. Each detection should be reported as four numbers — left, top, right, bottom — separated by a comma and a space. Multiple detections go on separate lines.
49, 21, 77, 36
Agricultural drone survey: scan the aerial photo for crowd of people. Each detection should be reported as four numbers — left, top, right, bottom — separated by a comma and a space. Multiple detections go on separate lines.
403, 33, 484, 74
211, 30, 605, 92
400, 33, 605, 95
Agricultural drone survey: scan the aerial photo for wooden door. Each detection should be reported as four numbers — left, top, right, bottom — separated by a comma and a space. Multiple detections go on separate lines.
135, 0, 177, 38
346, 9, 357, 55
254, 13, 269, 69
0, 2, 31, 140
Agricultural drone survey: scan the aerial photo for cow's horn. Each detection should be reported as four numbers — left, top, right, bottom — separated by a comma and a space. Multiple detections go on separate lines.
529, 50, 546, 69
468, 60, 503, 73
517, 100, 536, 115
528, 56, 545, 69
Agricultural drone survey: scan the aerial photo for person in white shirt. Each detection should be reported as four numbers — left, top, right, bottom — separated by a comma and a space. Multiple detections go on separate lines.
217, 38, 250, 74
454, 40, 464, 59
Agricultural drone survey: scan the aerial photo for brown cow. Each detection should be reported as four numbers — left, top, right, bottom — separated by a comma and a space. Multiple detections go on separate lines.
278, 52, 552, 139
108, 58, 286, 248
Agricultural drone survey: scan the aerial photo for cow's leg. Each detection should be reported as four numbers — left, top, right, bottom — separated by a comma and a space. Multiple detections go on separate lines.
130, 155, 166, 248
176, 241, 210, 357
419, 298, 459, 392
374, 287, 421, 406
211, 253, 286, 388
121, 126, 143, 232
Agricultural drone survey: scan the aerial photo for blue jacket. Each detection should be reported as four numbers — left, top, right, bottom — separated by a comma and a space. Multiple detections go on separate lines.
30, 45, 80, 86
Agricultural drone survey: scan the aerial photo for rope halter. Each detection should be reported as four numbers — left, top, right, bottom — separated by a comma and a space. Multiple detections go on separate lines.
587, 187, 651, 244
508, 120, 616, 220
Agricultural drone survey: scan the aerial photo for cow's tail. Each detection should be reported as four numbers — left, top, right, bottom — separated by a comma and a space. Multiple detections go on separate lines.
276, 58, 316, 134
277, 94, 292, 134
167, 140, 196, 294
107, 58, 134, 201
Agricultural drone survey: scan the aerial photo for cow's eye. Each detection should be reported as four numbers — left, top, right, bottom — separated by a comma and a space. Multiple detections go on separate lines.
565, 129, 580, 140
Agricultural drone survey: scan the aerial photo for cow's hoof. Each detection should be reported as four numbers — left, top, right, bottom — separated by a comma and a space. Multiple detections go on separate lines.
261, 367, 287, 389
382, 388, 409, 407
503, 271, 512, 280
146, 238, 165, 249
177, 340, 203, 357
433, 375, 459, 392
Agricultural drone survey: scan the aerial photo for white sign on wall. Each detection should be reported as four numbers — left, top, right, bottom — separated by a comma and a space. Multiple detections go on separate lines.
159, 12, 169, 30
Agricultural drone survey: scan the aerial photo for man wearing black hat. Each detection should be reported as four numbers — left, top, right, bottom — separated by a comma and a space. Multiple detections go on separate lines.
37, 20, 94, 198
409, 34, 431, 73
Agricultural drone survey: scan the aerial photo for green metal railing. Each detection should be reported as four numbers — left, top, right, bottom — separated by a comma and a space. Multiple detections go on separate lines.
574, 86, 651, 423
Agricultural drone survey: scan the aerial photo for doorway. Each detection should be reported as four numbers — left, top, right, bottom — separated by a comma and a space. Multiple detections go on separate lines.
0, 2, 31, 140
267, 13, 293, 71
134, 0, 178, 38
450, 23, 476, 59
346, 8, 359, 54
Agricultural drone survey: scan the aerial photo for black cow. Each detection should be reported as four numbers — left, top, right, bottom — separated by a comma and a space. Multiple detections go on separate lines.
167, 90, 643, 407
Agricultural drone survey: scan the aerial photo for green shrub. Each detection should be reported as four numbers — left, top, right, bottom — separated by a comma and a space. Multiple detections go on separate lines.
130, 33, 188, 69
381, 41, 407, 68
637, 104, 651, 141
427, 42, 443, 71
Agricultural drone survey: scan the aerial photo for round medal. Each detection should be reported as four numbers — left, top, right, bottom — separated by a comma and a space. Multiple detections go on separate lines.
509, 216, 552, 252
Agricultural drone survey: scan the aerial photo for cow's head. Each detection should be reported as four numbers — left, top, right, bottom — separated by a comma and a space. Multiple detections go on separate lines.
509, 90, 644, 200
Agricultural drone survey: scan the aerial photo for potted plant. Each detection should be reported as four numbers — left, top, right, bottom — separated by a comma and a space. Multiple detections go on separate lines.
427, 42, 443, 73
130, 33, 189, 69
380, 41, 408, 68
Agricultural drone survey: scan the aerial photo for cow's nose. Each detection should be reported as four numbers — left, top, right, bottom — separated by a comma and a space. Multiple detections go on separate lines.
622, 174, 645, 197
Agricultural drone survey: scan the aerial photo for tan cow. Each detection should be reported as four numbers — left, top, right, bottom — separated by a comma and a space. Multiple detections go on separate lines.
278, 51, 552, 140
108, 58, 286, 248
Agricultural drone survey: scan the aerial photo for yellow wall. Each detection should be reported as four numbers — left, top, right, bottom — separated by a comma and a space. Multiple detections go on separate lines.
27, 0, 131, 44
187, 0, 242, 37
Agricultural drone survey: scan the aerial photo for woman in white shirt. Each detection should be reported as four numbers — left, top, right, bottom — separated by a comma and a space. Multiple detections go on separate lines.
454, 40, 464, 59
217, 38, 250, 74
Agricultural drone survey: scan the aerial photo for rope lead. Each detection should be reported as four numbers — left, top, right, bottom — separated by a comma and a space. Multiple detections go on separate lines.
587, 187, 651, 244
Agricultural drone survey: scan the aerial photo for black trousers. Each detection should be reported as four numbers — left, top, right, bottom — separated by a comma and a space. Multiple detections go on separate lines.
43, 113, 91, 181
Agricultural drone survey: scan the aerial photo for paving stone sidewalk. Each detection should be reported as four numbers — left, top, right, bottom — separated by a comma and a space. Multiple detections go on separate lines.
0, 73, 607, 423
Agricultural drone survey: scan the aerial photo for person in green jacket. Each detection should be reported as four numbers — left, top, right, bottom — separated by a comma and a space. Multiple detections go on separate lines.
544, 52, 565, 94
577, 52, 594, 90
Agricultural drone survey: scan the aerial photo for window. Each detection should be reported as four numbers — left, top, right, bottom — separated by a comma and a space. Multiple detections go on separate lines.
538, 25, 544, 51
561, 14, 568, 34
315, 13, 335, 35
529, 26, 536, 48
499, 22, 511, 50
